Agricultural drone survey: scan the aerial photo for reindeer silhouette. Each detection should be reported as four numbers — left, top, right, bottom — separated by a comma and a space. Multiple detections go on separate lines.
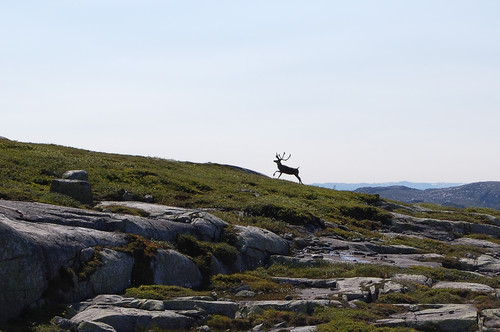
273, 152, 303, 184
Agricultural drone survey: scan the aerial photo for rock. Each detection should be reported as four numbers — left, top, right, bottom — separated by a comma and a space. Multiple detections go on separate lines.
66, 248, 134, 303
391, 274, 433, 287
272, 277, 337, 289
152, 249, 202, 288
235, 225, 289, 269
235, 290, 256, 297
1, 200, 226, 243
0, 212, 127, 323
50, 179, 93, 204
452, 237, 500, 252
70, 305, 195, 331
380, 281, 406, 295
78, 321, 117, 332
335, 277, 383, 302
433, 281, 495, 293
269, 255, 325, 267
459, 254, 500, 274
162, 298, 239, 318
62, 170, 89, 181
479, 308, 500, 332
237, 300, 331, 318
377, 303, 477, 332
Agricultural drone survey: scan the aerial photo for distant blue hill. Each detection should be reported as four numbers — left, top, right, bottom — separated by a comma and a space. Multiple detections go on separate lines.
313, 181, 463, 191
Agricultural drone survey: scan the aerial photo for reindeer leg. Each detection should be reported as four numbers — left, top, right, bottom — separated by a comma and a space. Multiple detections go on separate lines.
273, 170, 279, 177
295, 174, 303, 184
277, 172, 282, 179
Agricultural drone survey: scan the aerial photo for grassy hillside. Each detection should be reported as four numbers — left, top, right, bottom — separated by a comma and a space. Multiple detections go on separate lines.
0, 138, 389, 235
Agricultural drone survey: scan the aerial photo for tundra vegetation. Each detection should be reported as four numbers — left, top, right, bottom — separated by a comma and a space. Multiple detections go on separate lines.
1, 138, 500, 331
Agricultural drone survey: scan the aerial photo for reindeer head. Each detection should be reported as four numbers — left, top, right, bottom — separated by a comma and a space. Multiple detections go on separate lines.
274, 152, 291, 165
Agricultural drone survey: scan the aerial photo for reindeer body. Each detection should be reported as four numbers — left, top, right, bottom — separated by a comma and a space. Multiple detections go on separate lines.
273, 153, 303, 184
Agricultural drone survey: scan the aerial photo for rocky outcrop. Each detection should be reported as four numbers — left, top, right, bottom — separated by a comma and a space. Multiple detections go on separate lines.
0, 213, 128, 321
377, 304, 478, 332
0, 200, 227, 243
390, 213, 500, 240
57, 295, 197, 332
0, 200, 291, 323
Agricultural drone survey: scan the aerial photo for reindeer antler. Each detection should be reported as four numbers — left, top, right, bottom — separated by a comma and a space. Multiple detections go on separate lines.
279, 152, 291, 161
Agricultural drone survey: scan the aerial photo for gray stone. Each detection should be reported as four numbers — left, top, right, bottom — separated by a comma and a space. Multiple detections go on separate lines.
459, 254, 500, 273
152, 249, 202, 288
78, 321, 117, 332
70, 249, 134, 302
433, 281, 495, 293
50, 179, 93, 204
235, 290, 256, 297
272, 277, 337, 289
0, 212, 127, 323
479, 308, 500, 332
237, 300, 331, 318
62, 170, 89, 181
162, 299, 239, 318
377, 303, 477, 332
335, 277, 383, 301
391, 274, 433, 287
380, 281, 406, 295
70, 306, 195, 332
235, 225, 289, 269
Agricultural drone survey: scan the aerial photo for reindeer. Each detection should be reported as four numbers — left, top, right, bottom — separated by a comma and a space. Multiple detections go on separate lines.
273, 152, 303, 184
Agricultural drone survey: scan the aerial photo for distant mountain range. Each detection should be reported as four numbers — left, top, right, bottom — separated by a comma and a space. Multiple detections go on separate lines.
314, 181, 463, 191
353, 181, 500, 210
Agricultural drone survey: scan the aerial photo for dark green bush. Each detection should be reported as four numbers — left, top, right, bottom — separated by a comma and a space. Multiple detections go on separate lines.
244, 204, 323, 227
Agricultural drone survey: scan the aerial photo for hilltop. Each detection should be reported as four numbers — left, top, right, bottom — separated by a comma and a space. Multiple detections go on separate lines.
1, 138, 500, 332
356, 182, 500, 210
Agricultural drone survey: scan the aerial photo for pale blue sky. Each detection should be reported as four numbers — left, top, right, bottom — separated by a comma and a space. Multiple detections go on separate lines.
2, 1, 500, 183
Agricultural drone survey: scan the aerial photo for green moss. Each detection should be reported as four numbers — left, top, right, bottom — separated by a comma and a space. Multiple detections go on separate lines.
124, 285, 210, 300
113, 234, 160, 286
316, 305, 417, 332
77, 246, 103, 281
210, 273, 294, 300
98, 204, 150, 217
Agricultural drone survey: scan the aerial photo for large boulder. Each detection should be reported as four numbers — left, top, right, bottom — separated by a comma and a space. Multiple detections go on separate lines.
235, 225, 289, 269
62, 170, 89, 181
50, 179, 93, 205
0, 213, 127, 323
151, 249, 202, 288
67, 248, 135, 303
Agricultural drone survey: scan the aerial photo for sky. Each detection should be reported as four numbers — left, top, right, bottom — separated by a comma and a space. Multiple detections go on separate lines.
1, 1, 500, 184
